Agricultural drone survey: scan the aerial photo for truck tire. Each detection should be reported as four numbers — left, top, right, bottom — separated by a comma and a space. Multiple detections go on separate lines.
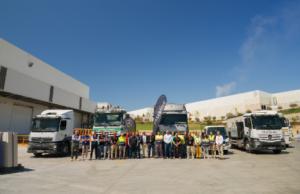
224, 150, 228, 155
273, 150, 282, 154
62, 142, 70, 156
244, 140, 251, 153
34, 153, 42, 157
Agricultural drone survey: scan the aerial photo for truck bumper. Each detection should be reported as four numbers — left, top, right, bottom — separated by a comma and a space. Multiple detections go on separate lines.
27, 142, 60, 154
250, 140, 286, 151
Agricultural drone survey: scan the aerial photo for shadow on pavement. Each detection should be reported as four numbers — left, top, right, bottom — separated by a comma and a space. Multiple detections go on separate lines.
0, 165, 34, 175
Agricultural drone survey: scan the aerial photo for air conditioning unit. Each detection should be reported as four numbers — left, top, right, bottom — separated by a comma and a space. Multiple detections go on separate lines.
0, 132, 18, 168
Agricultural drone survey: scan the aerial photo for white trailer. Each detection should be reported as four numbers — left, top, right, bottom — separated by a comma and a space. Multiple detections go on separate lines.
227, 111, 286, 154
28, 110, 79, 156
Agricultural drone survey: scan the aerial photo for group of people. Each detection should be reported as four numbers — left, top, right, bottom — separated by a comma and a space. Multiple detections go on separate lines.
70, 130, 225, 161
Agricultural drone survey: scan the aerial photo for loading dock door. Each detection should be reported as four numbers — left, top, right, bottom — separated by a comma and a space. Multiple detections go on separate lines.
10, 105, 33, 135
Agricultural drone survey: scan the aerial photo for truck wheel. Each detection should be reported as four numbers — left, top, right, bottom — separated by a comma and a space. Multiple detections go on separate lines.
62, 143, 70, 156
273, 150, 282, 154
245, 141, 251, 153
224, 150, 228, 155
34, 153, 42, 157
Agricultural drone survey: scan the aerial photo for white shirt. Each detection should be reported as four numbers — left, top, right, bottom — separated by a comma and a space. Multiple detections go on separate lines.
142, 135, 147, 144
215, 135, 224, 145
164, 134, 173, 144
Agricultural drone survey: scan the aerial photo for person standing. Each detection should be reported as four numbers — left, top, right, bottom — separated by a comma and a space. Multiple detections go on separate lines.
170, 132, 175, 158
173, 133, 181, 158
104, 132, 111, 160
125, 132, 130, 159
201, 134, 210, 159
194, 133, 202, 159
111, 133, 118, 159
163, 131, 173, 159
136, 133, 142, 159
129, 133, 138, 159
98, 132, 105, 159
186, 133, 195, 159
141, 132, 148, 158
90, 132, 98, 160
215, 131, 224, 159
71, 131, 80, 161
208, 131, 216, 159
147, 132, 155, 158
155, 132, 163, 158
118, 133, 126, 159
81, 132, 90, 160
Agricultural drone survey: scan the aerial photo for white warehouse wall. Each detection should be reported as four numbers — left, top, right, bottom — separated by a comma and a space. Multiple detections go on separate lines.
0, 39, 89, 98
273, 90, 300, 109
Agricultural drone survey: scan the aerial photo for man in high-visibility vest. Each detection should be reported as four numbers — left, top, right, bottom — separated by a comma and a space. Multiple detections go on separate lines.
155, 132, 163, 158
118, 133, 126, 159
208, 131, 216, 159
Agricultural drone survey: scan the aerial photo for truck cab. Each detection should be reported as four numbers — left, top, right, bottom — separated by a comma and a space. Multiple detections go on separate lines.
157, 104, 188, 133
28, 110, 74, 156
227, 111, 286, 154
204, 125, 230, 154
93, 103, 134, 135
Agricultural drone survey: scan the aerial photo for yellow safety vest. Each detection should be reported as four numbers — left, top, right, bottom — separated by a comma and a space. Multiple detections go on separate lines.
194, 137, 201, 145
155, 135, 163, 141
208, 135, 215, 142
178, 135, 185, 144
118, 136, 125, 144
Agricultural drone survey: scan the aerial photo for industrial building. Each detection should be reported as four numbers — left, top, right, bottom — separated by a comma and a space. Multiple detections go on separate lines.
129, 89, 300, 122
0, 39, 96, 134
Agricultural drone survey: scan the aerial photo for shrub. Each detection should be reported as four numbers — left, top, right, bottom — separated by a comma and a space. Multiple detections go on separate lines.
290, 103, 298, 108
226, 112, 235, 119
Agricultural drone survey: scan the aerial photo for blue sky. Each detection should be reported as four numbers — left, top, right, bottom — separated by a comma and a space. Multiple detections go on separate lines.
1, 0, 299, 110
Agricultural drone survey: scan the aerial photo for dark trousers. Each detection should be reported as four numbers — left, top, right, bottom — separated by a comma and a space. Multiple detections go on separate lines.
164, 143, 171, 158
148, 144, 155, 158
71, 141, 79, 159
180, 144, 187, 158
136, 144, 141, 158
129, 146, 137, 158
156, 142, 163, 158
90, 142, 98, 159
97, 144, 104, 159
174, 145, 180, 158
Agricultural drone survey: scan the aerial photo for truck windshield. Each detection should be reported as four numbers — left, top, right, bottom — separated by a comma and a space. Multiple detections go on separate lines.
94, 113, 123, 126
160, 114, 187, 125
207, 127, 227, 138
31, 118, 60, 132
252, 115, 283, 130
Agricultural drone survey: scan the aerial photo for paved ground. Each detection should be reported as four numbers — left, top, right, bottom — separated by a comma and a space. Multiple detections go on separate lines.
1, 142, 300, 194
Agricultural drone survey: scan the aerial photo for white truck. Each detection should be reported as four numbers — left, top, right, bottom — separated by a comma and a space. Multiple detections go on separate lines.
227, 111, 286, 154
204, 125, 230, 154
156, 103, 188, 133
28, 110, 77, 156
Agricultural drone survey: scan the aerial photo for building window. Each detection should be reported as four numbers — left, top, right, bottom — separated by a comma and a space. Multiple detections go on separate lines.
0, 66, 7, 90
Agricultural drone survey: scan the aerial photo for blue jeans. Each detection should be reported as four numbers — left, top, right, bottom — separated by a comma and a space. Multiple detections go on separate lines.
164, 143, 171, 158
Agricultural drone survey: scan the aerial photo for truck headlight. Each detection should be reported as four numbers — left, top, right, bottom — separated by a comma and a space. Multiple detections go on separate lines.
225, 138, 229, 143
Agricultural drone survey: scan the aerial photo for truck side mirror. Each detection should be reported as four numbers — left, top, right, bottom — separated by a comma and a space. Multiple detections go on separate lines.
60, 120, 67, 130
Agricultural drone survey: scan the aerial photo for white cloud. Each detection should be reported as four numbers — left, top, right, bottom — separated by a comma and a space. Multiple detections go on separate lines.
216, 82, 236, 97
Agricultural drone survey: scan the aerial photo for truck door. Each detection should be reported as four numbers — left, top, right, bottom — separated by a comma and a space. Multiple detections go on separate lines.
244, 117, 252, 138
58, 120, 67, 140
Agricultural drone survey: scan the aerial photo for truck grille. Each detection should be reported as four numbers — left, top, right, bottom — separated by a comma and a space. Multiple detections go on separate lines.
31, 137, 53, 142
259, 134, 281, 141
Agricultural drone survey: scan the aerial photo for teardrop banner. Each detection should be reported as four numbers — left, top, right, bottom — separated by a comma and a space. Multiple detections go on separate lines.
153, 95, 167, 133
